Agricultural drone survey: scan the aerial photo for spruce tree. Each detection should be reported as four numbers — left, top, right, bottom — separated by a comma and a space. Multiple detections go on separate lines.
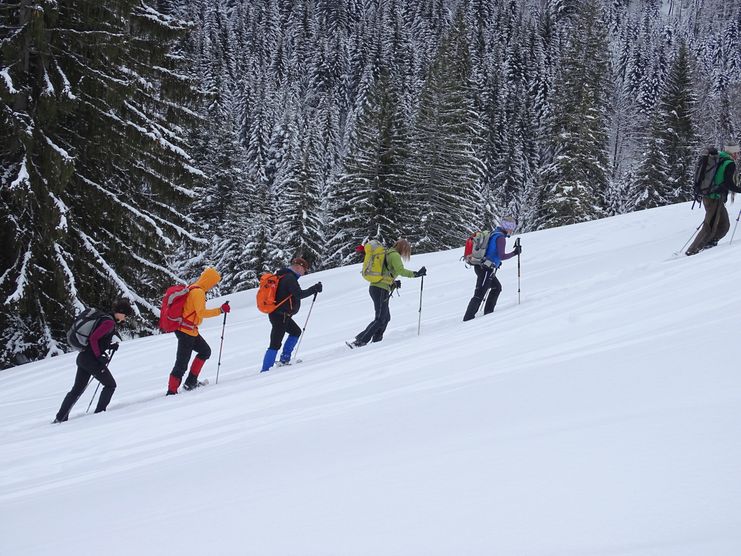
325, 70, 410, 266
0, 1, 199, 367
406, 13, 485, 251
630, 41, 696, 210
538, 0, 611, 228
656, 41, 696, 202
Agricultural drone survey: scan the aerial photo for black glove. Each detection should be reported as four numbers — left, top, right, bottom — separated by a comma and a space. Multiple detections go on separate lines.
98, 354, 110, 367
513, 244, 522, 256
108, 342, 119, 354
313, 282, 323, 294
393, 280, 402, 290
414, 266, 427, 277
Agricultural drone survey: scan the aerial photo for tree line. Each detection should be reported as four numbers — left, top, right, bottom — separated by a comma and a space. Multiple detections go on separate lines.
1, 0, 739, 367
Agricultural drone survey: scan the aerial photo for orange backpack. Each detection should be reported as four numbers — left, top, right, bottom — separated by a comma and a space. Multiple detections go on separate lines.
256, 273, 291, 314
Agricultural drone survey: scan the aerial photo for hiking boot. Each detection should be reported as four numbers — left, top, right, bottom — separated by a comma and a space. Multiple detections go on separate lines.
705, 240, 718, 249
166, 390, 178, 396
345, 340, 367, 349
276, 360, 291, 367
183, 374, 199, 391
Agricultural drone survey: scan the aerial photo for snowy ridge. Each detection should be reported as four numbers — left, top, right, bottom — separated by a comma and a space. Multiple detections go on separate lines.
1, 202, 740, 555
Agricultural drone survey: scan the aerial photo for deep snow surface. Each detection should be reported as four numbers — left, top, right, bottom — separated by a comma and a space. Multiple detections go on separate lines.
1, 202, 741, 555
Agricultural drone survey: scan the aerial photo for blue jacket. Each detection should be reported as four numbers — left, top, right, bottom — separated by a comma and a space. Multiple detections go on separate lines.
484, 228, 510, 268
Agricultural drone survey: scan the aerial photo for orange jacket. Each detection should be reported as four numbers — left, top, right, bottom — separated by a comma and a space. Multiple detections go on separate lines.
179, 267, 222, 337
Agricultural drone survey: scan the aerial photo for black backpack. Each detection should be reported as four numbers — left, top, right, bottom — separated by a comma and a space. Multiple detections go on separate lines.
66, 309, 112, 351
693, 153, 721, 198
731, 156, 741, 194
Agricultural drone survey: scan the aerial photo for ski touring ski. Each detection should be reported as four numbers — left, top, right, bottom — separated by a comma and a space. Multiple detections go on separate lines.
275, 360, 303, 367
183, 379, 209, 391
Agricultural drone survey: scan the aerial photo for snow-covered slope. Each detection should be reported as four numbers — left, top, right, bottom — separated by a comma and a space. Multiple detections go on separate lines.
2, 202, 740, 556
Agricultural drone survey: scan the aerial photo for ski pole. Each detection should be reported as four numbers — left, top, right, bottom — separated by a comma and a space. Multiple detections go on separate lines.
417, 275, 424, 336
293, 292, 317, 362
676, 221, 703, 255
85, 347, 117, 414
215, 301, 228, 385
730, 209, 741, 245
515, 238, 522, 305
476, 267, 498, 316
85, 382, 101, 414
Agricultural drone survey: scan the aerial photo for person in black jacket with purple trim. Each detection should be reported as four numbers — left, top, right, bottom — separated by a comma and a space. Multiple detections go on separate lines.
54, 299, 133, 422
260, 258, 322, 372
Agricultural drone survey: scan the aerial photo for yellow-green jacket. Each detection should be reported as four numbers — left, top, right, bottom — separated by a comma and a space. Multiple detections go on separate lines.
373, 249, 415, 291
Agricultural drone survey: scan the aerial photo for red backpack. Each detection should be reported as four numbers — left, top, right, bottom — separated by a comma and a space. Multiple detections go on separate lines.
159, 285, 199, 332
256, 273, 291, 314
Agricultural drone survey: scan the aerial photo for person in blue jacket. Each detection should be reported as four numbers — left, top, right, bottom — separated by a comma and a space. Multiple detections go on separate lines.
463, 218, 520, 321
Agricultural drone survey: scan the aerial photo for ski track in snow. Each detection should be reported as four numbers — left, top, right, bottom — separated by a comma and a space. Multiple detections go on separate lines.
1, 202, 741, 556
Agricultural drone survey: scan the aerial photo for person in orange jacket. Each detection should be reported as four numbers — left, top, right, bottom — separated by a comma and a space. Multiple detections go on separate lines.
167, 267, 230, 395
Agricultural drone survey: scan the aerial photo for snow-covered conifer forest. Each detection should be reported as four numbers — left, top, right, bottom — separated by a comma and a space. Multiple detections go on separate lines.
1, 0, 739, 368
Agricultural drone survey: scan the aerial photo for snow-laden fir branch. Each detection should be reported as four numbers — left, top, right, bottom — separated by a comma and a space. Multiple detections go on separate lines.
53, 243, 85, 312
79, 175, 174, 247
48, 191, 69, 231
4, 247, 32, 306
10, 159, 29, 189
1, 66, 18, 94
76, 229, 138, 302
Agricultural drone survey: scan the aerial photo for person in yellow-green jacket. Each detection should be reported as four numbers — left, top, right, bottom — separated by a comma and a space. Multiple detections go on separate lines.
167, 267, 230, 395
347, 239, 426, 348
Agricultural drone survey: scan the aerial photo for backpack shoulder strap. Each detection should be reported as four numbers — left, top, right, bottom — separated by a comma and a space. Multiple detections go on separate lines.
383, 248, 395, 274
275, 271, 294, 310
86, 311, 113, 337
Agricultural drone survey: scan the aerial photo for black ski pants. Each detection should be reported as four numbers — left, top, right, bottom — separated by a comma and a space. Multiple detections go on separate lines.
356, 285, 392, 344
55, 350, 117, 421
268, 311, 301, 349
170, 331, 211, 380
463, 265, 502, 321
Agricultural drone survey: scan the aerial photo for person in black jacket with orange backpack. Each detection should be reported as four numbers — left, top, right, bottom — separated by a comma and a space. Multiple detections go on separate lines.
261, 257, 322, 372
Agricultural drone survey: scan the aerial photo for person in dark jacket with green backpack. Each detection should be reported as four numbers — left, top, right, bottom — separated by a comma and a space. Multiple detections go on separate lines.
687, 148, 739, 256
347, 238, 426, 348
